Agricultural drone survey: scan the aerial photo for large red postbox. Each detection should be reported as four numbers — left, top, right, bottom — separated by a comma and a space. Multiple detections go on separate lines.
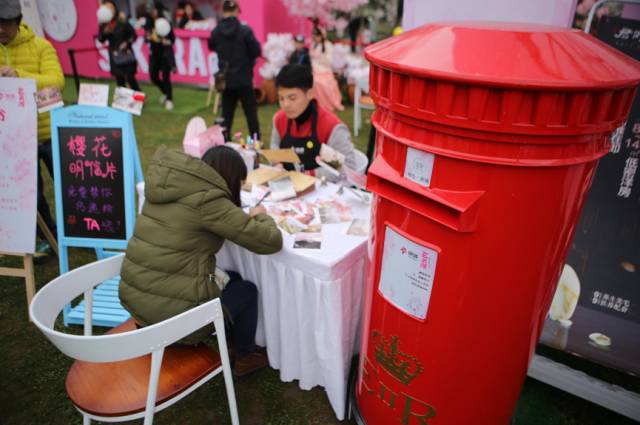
353, 23, 640, 425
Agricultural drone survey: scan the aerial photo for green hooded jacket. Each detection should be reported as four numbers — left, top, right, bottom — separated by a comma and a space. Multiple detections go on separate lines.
119, 146, 282, 343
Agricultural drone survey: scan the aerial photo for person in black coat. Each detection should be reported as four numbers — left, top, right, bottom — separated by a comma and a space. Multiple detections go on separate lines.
208, 0, 261, 140
145, 1, 176, 110
98, 0, 140, 91
289, 34, 310, 66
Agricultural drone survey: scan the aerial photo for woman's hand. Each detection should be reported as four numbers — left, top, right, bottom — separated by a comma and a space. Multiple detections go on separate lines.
161, 38, 172, 46
249, 205, 267, 217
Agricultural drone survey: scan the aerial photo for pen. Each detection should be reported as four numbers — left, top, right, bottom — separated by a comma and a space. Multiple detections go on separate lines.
254, 190, 271, 207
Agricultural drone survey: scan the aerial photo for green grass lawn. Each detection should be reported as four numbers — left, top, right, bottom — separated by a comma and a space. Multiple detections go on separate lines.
0, 78, 638, 424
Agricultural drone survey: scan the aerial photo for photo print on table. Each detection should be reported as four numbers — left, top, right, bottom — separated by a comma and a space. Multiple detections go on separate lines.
293, 232, 322, 249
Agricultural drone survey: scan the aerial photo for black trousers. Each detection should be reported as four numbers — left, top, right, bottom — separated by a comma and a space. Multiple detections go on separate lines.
221, 271, 259, 356
149, 55, 172, 101
36, 140, 57, 240
115, 72, 141, 92
222, 86, 260, 141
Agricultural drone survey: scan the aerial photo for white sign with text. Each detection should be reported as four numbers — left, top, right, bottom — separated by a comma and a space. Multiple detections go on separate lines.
0, 78, 38, 254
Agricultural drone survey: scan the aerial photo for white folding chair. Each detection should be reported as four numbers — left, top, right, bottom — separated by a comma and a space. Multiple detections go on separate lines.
353, 74, 375, 137
29, 254, 239, 425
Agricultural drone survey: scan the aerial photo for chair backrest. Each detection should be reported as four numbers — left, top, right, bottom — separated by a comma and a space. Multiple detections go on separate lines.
29, 254, 224, 363
352, 149, 369, 175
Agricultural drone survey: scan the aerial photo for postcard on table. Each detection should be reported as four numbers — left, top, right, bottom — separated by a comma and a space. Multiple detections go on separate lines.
293, 232, 322, 249
78, 83, 109, 107
269, 175, 297, 201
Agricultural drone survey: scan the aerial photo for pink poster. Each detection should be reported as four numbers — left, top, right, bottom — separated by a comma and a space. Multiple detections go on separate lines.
0, 78, 38, 254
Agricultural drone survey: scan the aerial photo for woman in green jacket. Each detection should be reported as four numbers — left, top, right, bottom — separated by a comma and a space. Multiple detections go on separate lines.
120, 145, 283, 376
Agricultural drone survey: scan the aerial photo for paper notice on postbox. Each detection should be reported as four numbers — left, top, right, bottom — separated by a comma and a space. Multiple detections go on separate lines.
404, 147, 434, 187
378, 226, 438, 320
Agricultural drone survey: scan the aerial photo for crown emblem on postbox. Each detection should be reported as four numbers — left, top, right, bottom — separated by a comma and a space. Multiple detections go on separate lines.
372, 330, 424, 385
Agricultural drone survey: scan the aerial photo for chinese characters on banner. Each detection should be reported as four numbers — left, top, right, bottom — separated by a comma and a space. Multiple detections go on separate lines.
57, 127, 126, 240
0, 78, 37, 254
539, 16, 640, 377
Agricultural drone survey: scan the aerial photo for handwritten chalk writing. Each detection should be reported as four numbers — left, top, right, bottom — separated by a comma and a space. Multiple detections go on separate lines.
92, 135, 112, 158
67, 135, 87, 157
58, 126, 126, 240
67, 185, 77, 198
83, 217, 101, 231
69, 160, 85, 180
67, 215, 77, 225
101, 220, 115, 233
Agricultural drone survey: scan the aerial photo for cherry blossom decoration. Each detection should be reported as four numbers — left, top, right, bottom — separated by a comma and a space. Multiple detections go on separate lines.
282, 0, 368, 29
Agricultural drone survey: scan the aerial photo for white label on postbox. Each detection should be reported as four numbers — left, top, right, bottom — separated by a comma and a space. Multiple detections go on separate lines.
379, 227, 438, 320
404, 147, 434, 187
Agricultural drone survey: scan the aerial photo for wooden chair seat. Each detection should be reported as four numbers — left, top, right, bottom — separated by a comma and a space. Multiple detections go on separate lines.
65, 319, 221, 417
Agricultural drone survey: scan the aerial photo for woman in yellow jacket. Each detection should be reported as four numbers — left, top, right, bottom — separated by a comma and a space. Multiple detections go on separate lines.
0, 0, 65, 255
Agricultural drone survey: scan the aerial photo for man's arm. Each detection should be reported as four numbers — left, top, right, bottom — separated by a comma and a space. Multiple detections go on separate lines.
244, 27, 261, 61
270, 115, 281, 149
15, 38, 64, 91
327, 123, 357, 170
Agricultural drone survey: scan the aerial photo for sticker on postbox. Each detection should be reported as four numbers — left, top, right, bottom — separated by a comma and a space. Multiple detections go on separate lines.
379, 226, 438, 320
404, 147, 434, 187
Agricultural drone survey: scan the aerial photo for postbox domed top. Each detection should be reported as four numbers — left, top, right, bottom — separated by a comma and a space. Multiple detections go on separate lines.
365, 22, 640, 89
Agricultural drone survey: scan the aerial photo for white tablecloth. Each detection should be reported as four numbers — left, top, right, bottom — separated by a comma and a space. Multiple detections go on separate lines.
216, 182, 371, 420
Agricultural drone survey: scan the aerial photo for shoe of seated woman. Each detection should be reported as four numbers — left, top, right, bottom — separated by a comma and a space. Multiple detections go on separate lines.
232, 351, 269, 377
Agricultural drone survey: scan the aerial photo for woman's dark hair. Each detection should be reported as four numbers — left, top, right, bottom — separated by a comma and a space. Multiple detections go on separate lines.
276, 64, 313, 91
153, 1, 167, 14
102, 0, 119, 15
313, 26, 326, 53
201, 146, 247, 207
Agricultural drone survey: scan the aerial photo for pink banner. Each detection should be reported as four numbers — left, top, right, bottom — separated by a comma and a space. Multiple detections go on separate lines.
45, 0, 309, 87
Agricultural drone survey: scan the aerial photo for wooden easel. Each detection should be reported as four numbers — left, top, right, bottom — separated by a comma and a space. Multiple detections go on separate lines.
0, 213, 59, 308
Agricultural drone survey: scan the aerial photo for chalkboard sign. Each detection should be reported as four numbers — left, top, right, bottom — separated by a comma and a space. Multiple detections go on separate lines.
52, 105, 143, 327
57, 126, 126, 240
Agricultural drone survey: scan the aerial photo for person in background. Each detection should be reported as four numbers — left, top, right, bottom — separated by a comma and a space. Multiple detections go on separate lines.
177, 1, 204, 29
208, 0, 261, 140
289, 34, 310, 66
310, 26, 344, 112
0, 0, 64, 257
119, 145, 282, 377
145, 1, 176, 110
271, 64, 355, 173
98, 0, 141, 91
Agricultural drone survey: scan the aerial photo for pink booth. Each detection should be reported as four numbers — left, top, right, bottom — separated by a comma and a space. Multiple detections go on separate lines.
42, 0, 307, 87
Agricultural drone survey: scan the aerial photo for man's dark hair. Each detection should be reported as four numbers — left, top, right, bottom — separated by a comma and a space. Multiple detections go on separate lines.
222, 0, 239, 12
201, 146, 247, 207
276, 64, 313, 91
